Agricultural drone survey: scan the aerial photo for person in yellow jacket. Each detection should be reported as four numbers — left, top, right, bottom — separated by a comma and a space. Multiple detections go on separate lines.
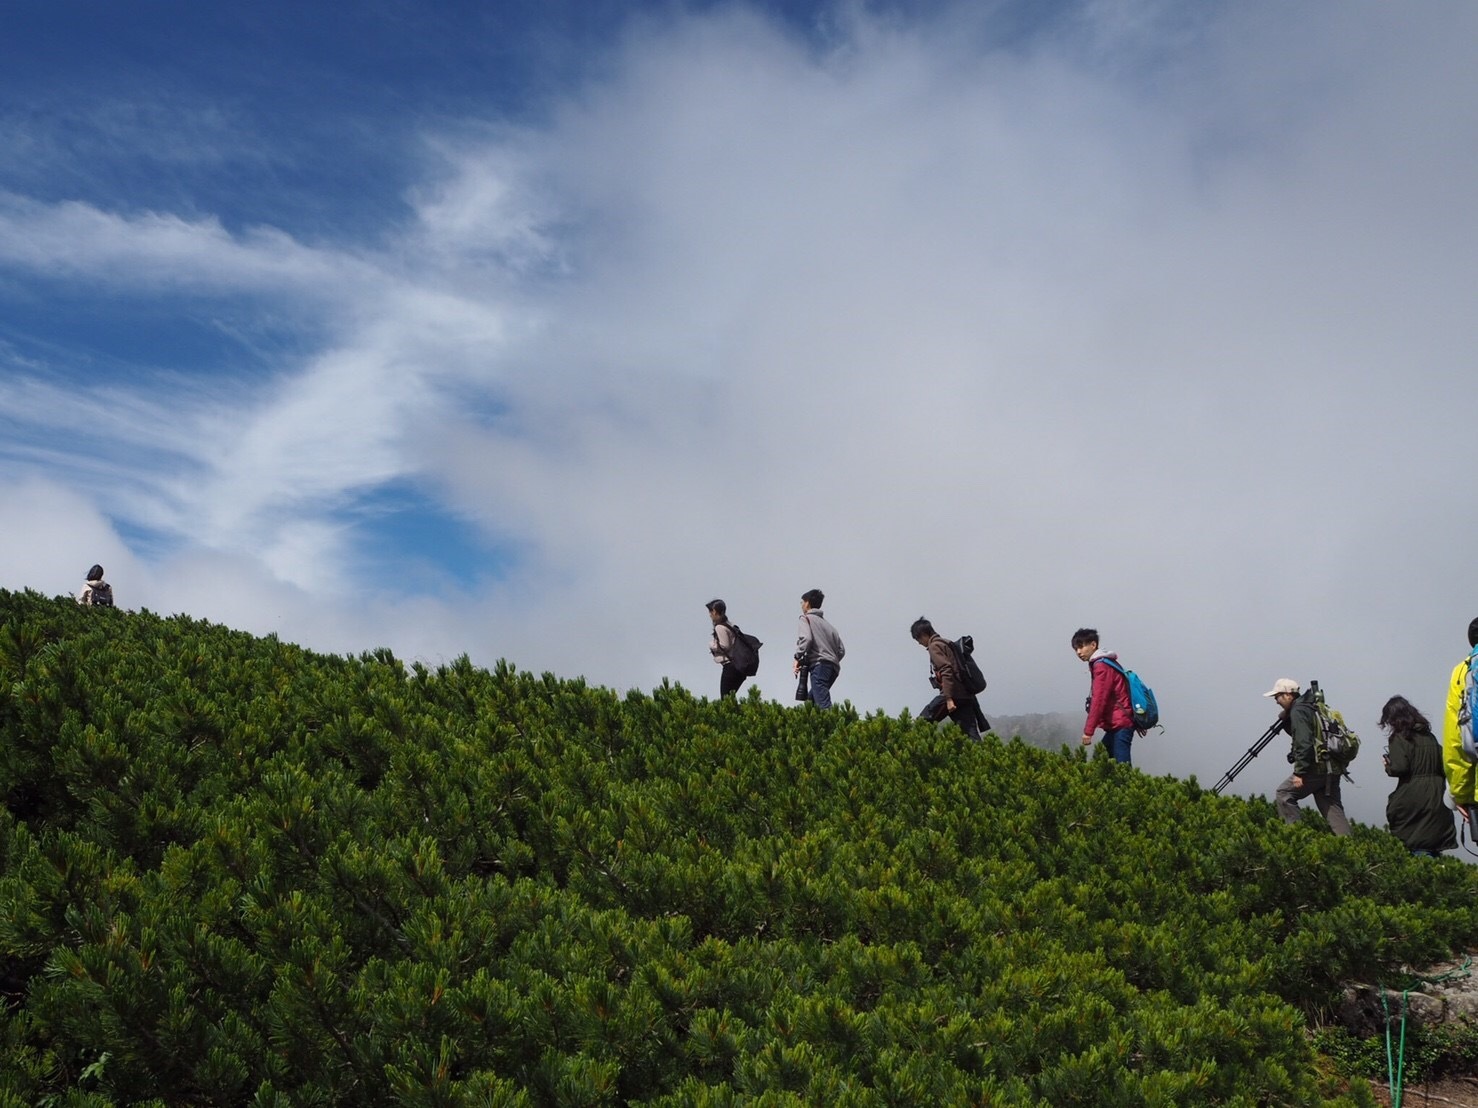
1441, 617, 1478, 828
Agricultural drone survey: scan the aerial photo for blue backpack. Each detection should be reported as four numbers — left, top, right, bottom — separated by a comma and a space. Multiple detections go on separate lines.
1458, 647, 1478, 763
1099, 658, 1160, 734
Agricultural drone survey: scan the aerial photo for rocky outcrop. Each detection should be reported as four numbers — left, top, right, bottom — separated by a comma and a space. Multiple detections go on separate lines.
1339, 954, 1478, 1035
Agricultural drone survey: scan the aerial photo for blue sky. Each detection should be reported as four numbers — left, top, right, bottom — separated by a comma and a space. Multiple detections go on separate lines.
0, 0, 1101, 592
2, 0, 1477, 828
1, 1, 893, 239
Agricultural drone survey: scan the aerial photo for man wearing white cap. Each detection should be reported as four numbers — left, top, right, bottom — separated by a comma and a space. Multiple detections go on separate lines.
1265, 677, 1351, 836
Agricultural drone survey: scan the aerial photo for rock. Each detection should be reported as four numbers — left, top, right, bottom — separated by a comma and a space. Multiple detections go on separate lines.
1339, 954, 1478, 1036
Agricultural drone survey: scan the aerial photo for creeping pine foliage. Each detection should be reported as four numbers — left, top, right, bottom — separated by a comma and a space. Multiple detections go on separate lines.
0, 591, 1471, 1105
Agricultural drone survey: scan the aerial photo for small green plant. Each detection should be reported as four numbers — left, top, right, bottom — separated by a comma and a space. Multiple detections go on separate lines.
1317, 1018, 1478, 1086
1314, 1027, 1387, 1079
79, 1051, 111, 1083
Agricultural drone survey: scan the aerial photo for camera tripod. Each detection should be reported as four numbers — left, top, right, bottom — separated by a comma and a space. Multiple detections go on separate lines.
1211, 717, 1289, 795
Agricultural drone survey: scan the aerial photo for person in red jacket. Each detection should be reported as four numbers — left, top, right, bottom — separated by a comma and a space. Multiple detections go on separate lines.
1072, 627, 1134, 763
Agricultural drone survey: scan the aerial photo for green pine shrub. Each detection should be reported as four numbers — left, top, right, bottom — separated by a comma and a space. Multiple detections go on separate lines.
0, 588, 1463, 1105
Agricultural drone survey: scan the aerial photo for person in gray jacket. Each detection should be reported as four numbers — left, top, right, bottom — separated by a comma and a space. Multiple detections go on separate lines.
793, 588, 845, 708
706, 599, 746, 698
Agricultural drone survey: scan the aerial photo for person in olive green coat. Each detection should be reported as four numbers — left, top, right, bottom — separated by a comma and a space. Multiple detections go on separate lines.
1379, 696, 1458, 856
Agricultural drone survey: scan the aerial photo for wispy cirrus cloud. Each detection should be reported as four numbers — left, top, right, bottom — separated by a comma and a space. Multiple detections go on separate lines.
0, 193, 370, 292
0, 165, 545, 579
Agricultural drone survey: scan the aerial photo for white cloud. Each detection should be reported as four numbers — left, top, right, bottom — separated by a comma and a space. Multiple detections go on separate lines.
0, 478, 136, 601
2, 2, 1477, 832
0, 193, 362, 293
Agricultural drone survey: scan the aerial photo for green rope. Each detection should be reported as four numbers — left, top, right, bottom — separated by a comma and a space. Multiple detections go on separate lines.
1379, 984, 1409, 1108
1414, 954, 1473, 986
1377, 957, 1472, 1107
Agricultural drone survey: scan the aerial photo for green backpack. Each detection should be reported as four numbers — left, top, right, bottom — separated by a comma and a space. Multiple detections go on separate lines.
1312, 690, 1360, 777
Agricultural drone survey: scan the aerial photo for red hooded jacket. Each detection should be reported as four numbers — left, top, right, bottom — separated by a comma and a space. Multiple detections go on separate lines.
1085, 651, 1134, 735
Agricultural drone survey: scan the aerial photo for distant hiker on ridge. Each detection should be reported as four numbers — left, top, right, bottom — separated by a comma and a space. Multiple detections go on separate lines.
76, 564, 113, 608
1266, 677, 1352, 836
1072, 628, 1134, 764
706, 599, 760, 698
911, 617, 986, 741
1440, 617, 1478, 832
1379, 695, 1457, 857
793, 589, 844, 709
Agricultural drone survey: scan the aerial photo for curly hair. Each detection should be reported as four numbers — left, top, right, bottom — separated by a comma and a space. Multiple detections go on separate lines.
1378, 695, 1432, 736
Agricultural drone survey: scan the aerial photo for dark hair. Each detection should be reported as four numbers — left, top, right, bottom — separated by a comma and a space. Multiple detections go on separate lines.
910, 617, 934, 640
87, 564, 105, 582
801, 589, 825, 609
1378, 695, 1431, 736
706, 599, 726, 615
1468, 617, 1478, 648
1071, 627, 1098, 650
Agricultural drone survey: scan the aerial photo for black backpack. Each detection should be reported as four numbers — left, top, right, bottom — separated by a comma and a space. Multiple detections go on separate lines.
953, 635, 987, 696
726, 624, 762, 677
88, 582, 114, 608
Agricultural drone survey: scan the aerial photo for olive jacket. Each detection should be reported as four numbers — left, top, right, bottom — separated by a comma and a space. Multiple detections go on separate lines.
1385, 728, 1458, 854
1286, 689, 1332, 776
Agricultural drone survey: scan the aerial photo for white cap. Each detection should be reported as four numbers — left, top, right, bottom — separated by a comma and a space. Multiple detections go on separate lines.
1263, 678, 1300, 698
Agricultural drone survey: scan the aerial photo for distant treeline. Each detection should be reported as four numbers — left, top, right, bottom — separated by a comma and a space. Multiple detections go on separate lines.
987, 712, 1082, 752
0, 588, 1471, 1105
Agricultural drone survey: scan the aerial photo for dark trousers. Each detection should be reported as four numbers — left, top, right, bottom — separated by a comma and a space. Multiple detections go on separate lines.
1275, 771, 1351, 835
950, 698, 983, 741
719, 663, 745, 698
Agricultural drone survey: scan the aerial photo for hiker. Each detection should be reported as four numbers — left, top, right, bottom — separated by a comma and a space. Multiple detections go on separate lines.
706, 599, 748, 698
1072, 628, 1134, 763
793, 589, 844, 709
1440, 617, 1478, 830
75, 564, 114, 607
1379, 695, 1457, 856
1266, 678, 1351, 836
911, 617, 984, 741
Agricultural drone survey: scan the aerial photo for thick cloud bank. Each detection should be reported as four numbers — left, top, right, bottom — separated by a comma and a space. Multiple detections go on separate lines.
2, 2, 1476, 826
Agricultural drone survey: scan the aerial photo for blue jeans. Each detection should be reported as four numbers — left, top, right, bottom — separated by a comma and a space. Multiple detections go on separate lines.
809, 662, 839, 709
1100, 727, 1134, 764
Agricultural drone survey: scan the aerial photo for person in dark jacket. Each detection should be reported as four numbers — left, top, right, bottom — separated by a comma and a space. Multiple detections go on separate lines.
1072, 628, 1134, 763
911, 617, 984, 741
1266, 677, 1351, 836
1379, 695, 1457, 856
